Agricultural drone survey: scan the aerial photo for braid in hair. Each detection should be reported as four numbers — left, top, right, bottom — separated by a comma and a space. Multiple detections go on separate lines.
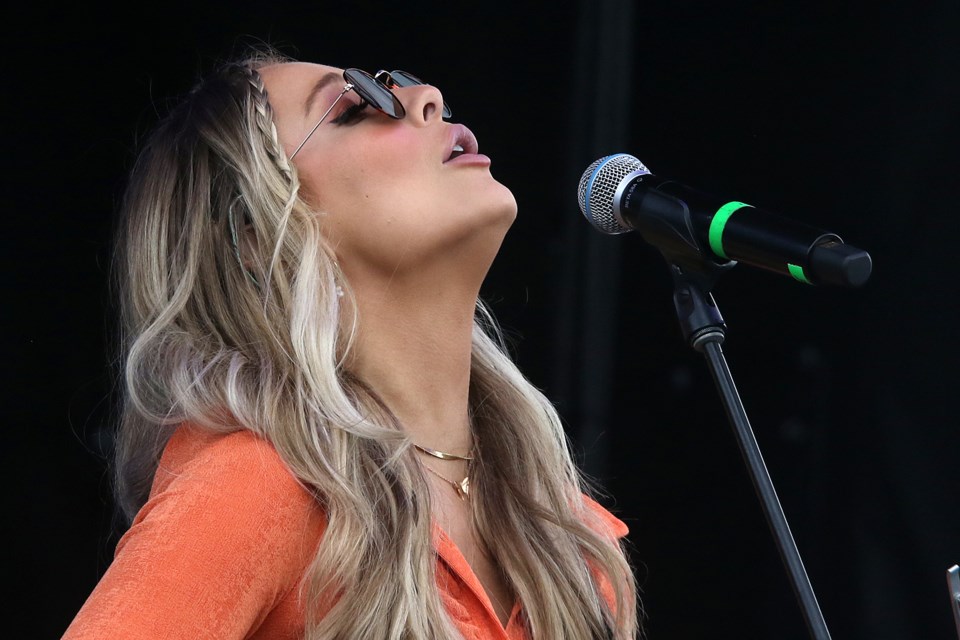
223, 61, 306, 291
241, 64, 297, 186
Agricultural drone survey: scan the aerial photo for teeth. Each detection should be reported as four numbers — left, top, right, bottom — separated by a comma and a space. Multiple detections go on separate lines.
452, 144, 464, 152
448, 143, 465, 161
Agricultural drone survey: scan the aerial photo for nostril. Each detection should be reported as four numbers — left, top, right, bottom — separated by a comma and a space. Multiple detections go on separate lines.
422, 102, 437, 121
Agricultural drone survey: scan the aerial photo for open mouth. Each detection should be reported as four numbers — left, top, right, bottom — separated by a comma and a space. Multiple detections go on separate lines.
444, 125, 479, 163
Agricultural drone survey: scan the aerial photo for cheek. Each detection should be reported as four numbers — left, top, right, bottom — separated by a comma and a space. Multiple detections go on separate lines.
300, 131, 438, 259
309, 128, 432, 210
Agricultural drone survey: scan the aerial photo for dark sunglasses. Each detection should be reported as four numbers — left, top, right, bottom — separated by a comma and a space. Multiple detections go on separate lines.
289, 68, 453, 159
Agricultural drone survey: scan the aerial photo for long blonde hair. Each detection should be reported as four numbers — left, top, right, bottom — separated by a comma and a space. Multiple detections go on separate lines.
113, 48, 639, 639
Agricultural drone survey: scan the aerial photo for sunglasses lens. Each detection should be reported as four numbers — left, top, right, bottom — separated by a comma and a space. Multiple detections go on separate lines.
387, 69, 424, 87
344, 69, 405, 118
390, 70, 453, 120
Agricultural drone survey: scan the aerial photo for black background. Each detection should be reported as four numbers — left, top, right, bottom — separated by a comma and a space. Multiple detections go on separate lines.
6, 1, 958, 638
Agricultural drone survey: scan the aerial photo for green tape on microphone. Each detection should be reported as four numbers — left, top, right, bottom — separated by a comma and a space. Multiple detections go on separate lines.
788, 263, 813, 285
709, 201, 753, 259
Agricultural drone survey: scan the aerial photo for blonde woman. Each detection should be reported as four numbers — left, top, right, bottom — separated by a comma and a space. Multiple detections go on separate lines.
63, 49, 639, 639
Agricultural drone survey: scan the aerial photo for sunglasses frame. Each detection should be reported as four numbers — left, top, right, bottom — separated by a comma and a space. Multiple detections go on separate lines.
288, 68, 452, 159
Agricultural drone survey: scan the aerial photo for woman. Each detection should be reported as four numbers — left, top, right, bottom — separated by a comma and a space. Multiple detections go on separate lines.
63, 48, 639, 639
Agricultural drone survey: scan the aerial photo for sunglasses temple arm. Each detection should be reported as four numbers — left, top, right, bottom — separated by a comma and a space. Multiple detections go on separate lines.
290, 83, 354, 160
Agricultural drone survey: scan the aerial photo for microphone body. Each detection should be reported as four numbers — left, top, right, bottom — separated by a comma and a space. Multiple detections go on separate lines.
579, 154, 872, 287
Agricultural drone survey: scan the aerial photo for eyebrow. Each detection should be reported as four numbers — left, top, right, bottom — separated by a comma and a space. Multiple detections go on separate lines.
303, 72, 343, 117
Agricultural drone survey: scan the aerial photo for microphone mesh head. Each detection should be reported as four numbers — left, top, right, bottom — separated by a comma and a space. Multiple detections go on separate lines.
577, 153, 649, 234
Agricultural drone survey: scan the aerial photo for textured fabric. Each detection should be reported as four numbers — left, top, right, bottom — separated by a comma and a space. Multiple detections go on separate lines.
63, 423, 629, 639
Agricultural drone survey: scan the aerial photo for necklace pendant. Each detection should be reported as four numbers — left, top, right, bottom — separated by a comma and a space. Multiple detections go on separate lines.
456, 476, 470, 500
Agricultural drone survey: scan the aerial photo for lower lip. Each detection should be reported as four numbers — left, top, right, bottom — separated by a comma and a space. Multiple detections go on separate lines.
444, 153, 492, 167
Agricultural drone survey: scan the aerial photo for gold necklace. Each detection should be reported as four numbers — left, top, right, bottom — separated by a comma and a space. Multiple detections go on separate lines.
413, 443, 474, 461
422, 465, 471, 500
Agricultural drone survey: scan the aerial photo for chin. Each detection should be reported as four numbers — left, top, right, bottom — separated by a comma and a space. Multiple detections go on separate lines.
484, 178, 519, 229
433, 184, 516, 275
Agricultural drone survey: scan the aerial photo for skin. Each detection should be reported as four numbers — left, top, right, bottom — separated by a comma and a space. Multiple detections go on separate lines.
259, 62, 518, 626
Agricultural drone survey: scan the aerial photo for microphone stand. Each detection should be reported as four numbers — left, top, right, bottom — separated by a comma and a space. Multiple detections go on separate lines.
666, 255, 832, 640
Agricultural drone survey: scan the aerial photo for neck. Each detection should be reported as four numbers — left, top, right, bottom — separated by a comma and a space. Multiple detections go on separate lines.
346, 265, 478, 454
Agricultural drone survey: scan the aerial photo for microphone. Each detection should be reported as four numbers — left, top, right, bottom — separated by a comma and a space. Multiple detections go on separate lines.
578, 153, 872, 287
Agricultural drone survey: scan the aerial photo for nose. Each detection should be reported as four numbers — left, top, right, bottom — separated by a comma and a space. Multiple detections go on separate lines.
395, 84, 446, 126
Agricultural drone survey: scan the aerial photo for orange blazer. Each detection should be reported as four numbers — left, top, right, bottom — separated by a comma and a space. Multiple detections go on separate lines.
63, 423, 629, 639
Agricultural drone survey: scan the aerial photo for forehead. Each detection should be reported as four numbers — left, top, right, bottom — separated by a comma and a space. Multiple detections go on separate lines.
257, 62, 347, 154
259, 62, 345, 122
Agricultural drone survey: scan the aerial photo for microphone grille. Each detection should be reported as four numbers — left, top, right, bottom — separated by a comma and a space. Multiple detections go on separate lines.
577, 153, 649, 234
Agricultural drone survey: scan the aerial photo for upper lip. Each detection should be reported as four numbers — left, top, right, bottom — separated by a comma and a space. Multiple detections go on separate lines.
443, 124, 479, 162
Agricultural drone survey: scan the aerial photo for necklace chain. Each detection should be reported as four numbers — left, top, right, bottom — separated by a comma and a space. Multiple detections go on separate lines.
422, 464, 471, 500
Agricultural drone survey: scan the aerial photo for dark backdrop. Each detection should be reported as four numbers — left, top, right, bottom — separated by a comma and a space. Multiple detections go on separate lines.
5, 1, 958, 638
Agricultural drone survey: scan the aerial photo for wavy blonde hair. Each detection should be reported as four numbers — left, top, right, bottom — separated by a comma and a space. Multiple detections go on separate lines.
113, 48, 639, 639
